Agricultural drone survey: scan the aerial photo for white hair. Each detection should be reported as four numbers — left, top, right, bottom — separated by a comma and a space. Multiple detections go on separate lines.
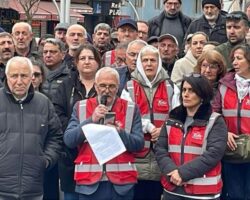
66, 24, 87, 39
5, 56, 33, 75
95, 67, 120, 83
12, 22, 32, 33
126, 39, 147, 54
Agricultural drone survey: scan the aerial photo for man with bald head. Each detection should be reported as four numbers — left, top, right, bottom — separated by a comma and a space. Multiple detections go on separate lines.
0, 56, 62, 199
64, 24, 87, 70
12, 22, 38, 58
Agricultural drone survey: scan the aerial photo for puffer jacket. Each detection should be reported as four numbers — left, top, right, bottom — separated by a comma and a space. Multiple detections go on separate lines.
0, 83, 63, 199
42, 62, 69, 98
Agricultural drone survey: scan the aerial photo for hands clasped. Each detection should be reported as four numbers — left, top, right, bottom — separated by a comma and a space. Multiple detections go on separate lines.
167, 169, 183, 186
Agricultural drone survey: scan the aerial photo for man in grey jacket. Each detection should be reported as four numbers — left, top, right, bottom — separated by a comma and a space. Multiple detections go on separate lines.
0, 56, 62, 200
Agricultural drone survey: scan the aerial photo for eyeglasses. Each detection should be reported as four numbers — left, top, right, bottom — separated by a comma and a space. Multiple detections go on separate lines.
201, 63, 219, 70
184, 73, 201, 78
226, 13, 248, 21
32, 72, 42, 78
97, 84, 117, 91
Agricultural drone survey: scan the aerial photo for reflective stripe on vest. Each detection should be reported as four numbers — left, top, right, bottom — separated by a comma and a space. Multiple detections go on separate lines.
79, 100, 87, 123
125, 101, 135, 133
168, 145, 202, 155
144, 140, 151, 148
166, 112, 220, 153
78, 99, 135, 133
127, 80, 173, 110
166, 81, 173, 109
221, 109, 250, 117
75, 163, 137, 172
220, 85, 250, 118
187, 175, 221, 186
105, 51, 114, 66
142, 113, 169, 121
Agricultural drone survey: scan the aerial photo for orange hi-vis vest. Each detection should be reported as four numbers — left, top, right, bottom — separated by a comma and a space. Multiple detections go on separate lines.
127, 80, 173, 157
219, 85, 250, 134
74, 97, 138, 185
161, 113, 222, 195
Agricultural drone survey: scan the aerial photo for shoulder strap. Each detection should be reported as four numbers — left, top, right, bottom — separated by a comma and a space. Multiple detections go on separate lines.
78, 99, 88, 123
124, 101, 135, 133
201, 112, 221, 153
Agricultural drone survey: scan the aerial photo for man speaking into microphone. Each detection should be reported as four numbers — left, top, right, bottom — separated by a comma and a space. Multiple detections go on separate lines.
64, 67, 144, 200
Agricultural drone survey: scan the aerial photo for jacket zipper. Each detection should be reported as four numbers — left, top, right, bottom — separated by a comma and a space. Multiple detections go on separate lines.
18, 102, 24, 197
180, 124, 186, 165
237, 100, 242, 134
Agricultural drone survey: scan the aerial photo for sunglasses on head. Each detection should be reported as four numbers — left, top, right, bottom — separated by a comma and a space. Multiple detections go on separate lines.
226, 13, 248, 21
184, 73, 201, 78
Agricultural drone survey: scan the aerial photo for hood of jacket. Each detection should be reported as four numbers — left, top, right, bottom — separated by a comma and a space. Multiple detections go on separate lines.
131, 50, 169, 88
219, 71, 236, 92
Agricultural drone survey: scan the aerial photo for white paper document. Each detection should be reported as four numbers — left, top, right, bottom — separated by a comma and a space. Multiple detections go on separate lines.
82, 124, 126, 165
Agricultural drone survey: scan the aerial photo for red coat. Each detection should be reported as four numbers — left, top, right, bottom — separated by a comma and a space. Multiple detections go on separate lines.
127, 80, 173, 157
161, 113, 222, 195
74, 98, 137, 185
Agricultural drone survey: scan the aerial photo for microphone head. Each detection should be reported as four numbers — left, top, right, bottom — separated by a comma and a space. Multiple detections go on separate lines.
100, 95, 108, 106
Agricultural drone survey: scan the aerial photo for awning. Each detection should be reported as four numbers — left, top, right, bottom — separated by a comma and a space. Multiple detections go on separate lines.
7, 0, 86, 22
71, 3, 93, 15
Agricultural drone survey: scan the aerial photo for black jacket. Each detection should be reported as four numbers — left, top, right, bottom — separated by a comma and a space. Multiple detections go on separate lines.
185, 14, 227, 44
148, 11, 192, 38
155, 104, 227, 195
42, 62, 69, 99
0, 83, 62, 199
53, 71, 97, 192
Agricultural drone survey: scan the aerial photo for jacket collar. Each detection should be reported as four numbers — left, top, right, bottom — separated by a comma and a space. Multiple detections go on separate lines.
3, 80, 35, 104
169, 103, 212, 125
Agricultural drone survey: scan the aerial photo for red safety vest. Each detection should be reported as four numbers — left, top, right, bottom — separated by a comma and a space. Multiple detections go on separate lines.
161, 113, 223, 195
219, 85, 250, 134
103, 50, 116, 67
74, 97, 137, 185
127, 80, 173, 157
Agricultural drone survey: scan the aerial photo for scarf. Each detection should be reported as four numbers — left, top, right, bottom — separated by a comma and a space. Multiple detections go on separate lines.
235, 74, 250, 103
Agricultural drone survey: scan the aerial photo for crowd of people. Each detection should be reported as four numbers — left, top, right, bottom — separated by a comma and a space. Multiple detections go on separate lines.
0, 0, 250, 199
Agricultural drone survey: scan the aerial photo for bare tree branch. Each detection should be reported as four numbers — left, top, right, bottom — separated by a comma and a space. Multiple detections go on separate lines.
17, 0, 40, 24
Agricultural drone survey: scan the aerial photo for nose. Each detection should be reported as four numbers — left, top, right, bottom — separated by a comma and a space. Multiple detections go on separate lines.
233, 58, 238, 66
205, 66, 211, 72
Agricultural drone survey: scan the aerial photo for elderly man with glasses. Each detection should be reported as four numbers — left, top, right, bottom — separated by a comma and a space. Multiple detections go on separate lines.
64, 67, 144, 200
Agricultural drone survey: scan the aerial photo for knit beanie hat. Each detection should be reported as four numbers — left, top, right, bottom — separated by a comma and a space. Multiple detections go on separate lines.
202, 0, 221, 9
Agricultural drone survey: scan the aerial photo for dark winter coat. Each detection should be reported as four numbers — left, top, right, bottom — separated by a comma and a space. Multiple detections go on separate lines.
0, 83, 62, 199
53, 71, 97, 192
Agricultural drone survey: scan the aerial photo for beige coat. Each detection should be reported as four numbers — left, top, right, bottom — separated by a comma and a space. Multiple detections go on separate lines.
171, 50, 197, 88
